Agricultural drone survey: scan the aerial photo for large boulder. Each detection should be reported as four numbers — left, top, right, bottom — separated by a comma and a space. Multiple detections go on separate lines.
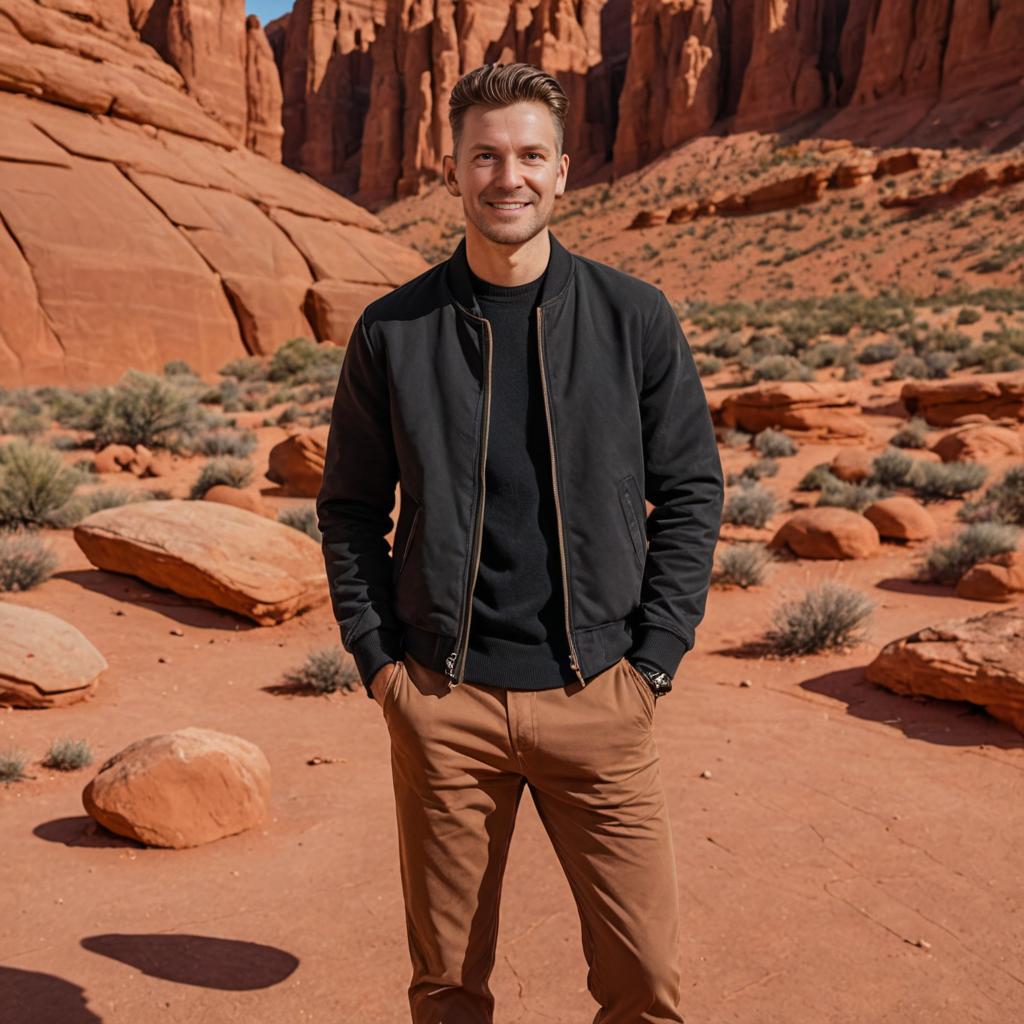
863, 496, 937, 542
0, 603, 107, 708
769, 507, 881, 559
900, 373, 1024, 427
955, 551, 1024, 603
82, 727, 271, 848
266, 426, 329, 497
930, 424, 1023, 462
865, 607, 1024, 733
717, 382, 867, 439
73, 499, 326, 624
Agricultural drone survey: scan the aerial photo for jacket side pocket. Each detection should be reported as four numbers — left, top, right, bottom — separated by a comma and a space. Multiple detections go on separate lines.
618, 474, 646, 570
393, 495, 422, 582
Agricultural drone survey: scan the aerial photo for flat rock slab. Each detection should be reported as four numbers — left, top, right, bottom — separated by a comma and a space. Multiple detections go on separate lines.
865, 606, 1024, 733
82, 726, 271, 849
73, 499, 326, 625
0, 602, 108, 708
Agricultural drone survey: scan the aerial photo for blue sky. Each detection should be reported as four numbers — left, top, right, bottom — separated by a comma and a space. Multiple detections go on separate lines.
247, 1, 291, 24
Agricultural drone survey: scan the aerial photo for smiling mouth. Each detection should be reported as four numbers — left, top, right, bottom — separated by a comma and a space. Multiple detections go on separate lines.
486, 201, 531, 210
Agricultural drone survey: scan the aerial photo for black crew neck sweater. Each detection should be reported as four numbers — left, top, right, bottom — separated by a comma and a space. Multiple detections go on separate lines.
462, 263, 579, 688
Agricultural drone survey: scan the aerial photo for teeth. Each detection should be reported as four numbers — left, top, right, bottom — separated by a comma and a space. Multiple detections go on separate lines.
490, 203, 527, 209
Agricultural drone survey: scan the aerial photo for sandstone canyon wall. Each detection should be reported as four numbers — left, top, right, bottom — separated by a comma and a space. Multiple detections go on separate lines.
270, 0, 1024, 201
0, 0, 428, 387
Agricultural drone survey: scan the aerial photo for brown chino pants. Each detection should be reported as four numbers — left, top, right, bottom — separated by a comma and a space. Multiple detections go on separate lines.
377, 651, 685, 1024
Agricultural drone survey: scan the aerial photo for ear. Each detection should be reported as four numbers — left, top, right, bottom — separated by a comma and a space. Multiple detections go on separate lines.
442, 154, 461, 197
555, 152, 570, 197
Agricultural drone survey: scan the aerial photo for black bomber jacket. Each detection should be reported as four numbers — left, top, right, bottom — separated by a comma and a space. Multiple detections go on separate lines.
316, 230, 724, 699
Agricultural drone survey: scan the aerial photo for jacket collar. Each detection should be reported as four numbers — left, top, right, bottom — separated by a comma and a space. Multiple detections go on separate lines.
444, 229, 575, 317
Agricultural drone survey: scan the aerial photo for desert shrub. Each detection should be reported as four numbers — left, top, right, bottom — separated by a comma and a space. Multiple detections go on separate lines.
763, 582, 874, 655
958, 465, 1024, 525
857, 340, 902, 364
700, 332, 743, 359
188, 428, 258, 458
869, 448, 916, 488
922, 522, 1020, 584
797, 463, 838, 491
188, 457, 254, 499
956, 307, 982, 325
729, 457, 779, 484
1, 407, 47, 437
0, 747, 28, 784
957, 343, 1024, 373
0, 440, 80, 529
163, 359, 197, 378
713, 543, 771, 588
750, 355, 814, 382
744, 332, 794, 360
48, 435, 82, 451
753, 428, 796, 458
722, 428, 752, 448
278, 505, 321, 541
909, 460, 987, 501
800, 341, 852, 369
695, 356, 722, 376
219, 355, 268, 381
281, 647, 360, 695
890, 417, 930, 449
42, 737, 93, 771
0, 529, 58, 591
268, 337, 344, 385
45, 487, 156, 529
88, 370, 198, 449
723, 482, 777, 527
817, 479, 889, 512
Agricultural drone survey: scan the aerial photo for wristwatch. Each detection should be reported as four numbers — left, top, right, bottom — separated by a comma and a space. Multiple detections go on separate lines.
630, 661, 673, 700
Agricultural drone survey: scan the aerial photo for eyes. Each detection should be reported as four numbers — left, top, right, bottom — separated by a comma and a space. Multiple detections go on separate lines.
476, 152, 544, 162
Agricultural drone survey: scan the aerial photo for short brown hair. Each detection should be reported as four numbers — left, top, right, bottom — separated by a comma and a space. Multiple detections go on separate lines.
449, 62, 569, 160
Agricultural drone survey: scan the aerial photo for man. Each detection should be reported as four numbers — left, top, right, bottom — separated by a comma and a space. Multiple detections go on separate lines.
317, 62, 723, 1024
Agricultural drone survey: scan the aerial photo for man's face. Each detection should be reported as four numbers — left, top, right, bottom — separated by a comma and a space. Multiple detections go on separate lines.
444, 101, 570, 246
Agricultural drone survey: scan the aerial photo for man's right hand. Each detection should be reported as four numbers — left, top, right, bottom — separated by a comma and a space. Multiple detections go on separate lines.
369, 661, 399, 707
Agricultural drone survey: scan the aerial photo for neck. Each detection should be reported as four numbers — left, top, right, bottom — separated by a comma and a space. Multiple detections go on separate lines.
464, 227, 551, 287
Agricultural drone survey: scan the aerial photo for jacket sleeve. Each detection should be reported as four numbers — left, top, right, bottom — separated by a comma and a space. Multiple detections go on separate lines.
316, 313, 404, 698
627, 289, 724, 682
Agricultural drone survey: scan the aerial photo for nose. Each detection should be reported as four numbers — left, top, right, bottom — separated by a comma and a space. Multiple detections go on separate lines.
494, 156, 526, 190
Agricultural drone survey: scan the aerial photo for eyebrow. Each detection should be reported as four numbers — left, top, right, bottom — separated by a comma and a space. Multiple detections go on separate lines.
470, 143, 552, 155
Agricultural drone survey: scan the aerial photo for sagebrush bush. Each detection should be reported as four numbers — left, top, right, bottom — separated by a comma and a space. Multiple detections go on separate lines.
0, 440, 79, 529
89, 370, 197, 449
188, 429, 258, 458
753, 428, 797, 458
723, 482, 777, 527
281, 647, 360, 694
713, 543, 771, 588
278, 505, 321, 541
750, 355, 814, 382
909, 460, 987, 501
188, 457, 254, 499
268, 337, 344, 385
797, 463, 837, 491
763, 582, 874, 655
958, 464, 1024, 525
729, 457, 779, 485
922, 522, 1020, 584
45, 487, 156, 529
857, 340, 902, 364
890, 417, 930, 449
722, 428, 752, 448
0, 529, 58, 591
870, 448, 916, 488
0, 747, 28, 784
43, 737, 93, 771
817, 479, 889, 512
219, 356, 267, 381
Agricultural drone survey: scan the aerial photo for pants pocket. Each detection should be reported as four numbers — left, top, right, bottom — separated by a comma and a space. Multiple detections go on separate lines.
621, 657, 656, 723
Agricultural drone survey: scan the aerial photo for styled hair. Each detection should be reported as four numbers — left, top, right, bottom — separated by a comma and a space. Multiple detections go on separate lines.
449, 62, 569, 160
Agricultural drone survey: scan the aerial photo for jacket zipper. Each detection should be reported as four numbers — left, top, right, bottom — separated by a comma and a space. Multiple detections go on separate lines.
537, 306, 587, 687
445, 312, 494, 687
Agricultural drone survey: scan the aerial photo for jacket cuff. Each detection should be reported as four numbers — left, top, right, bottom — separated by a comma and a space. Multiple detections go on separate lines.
628, 626, 690, 681
348, 626, 404, 699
